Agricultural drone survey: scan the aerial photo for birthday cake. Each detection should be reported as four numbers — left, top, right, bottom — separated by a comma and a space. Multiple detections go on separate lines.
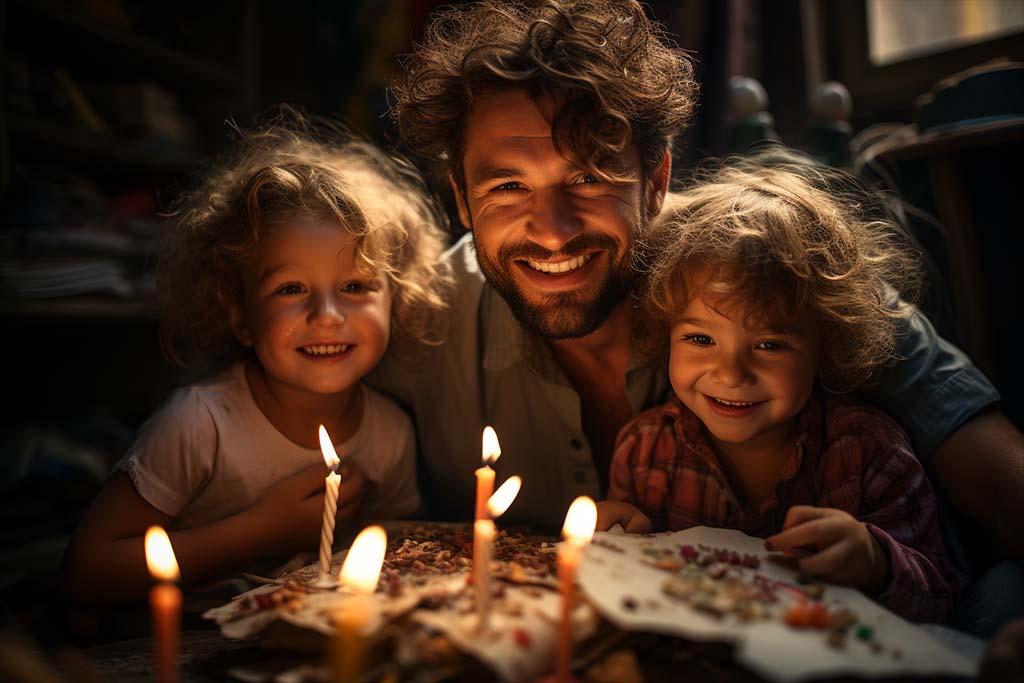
204, 524, 978, 682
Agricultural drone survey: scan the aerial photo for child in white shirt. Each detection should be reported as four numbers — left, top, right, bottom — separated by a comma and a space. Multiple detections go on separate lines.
62, 112, 450, 602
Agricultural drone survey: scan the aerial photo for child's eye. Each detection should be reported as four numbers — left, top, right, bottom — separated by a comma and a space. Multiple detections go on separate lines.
342, 281, 369, 295
756, 339, 786, 351
275, 283, 304, 296
682, 334, 714, 346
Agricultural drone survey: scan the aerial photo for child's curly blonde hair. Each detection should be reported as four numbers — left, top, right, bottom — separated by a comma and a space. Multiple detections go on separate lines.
637, 150, 922, 393
158, 108, 451, 366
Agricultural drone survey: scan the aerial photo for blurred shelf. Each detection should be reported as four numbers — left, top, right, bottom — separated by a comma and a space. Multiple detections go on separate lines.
0, 297, 159, 321
7, 0, 241, 92
6, 111, 202, 176
878, 118, 1024, 163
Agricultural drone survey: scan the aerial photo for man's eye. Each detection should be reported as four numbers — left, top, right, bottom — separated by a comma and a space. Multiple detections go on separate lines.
275, 283, 304, 296
574, 173, 600, 185
683, 334, 714, 346
756, 339, 786, 351
492, 181, 522, 192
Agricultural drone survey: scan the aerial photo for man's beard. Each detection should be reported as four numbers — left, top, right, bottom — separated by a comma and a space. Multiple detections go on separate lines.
474, 232, 639, 339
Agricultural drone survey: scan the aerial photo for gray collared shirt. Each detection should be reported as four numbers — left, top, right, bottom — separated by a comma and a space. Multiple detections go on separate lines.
369, 234, 999, 531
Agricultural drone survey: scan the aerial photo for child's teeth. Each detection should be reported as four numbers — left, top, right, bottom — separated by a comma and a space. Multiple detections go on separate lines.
715, 398, 755, 406
303, 345, 350, 355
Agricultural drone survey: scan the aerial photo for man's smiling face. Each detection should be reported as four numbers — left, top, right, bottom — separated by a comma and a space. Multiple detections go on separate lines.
453, 89, 665, 339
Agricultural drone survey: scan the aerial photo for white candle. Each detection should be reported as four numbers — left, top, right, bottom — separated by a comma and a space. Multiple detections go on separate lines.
474, 475, 521, 631
333, 525, 387, 682
556, 496, 597, 683
145, 526, 181, 683
475, 426, 501, 521
318, 425, 343, 578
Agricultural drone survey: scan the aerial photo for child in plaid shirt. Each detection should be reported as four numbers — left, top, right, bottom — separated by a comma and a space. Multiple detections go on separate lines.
598, 152, 961, 623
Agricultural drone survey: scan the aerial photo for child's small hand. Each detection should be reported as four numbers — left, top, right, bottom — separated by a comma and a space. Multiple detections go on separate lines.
249, 463, 330, 554
334, 463, 367, 523
596, 500, 654, 533
764, 505, 891, 595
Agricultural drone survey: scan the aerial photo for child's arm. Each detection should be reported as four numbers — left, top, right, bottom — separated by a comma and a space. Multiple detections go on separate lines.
603, 403, 683, 532
62, 464, 362, 604
595, 500, 653, 533
765, 420, 957, 623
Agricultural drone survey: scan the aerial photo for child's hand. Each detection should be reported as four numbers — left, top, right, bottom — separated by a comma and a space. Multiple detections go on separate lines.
763, 506, 891, 594
334, 462, 367, 523
596, 501, 654, 533
248, 463, 329, 554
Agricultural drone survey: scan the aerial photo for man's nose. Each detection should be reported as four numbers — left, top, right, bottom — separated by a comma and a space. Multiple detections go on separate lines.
526, 188, 584, 252
711, 352, 755, 388
307, 291, 346, 327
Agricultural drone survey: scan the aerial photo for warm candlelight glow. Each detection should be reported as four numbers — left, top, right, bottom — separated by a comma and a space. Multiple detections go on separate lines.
339, 525, 387, 594
319, 424, 341, 470
562, 496, 598, 545
486, 476, 521, 518
481, 425, 501, 466
145, 526, 180, 582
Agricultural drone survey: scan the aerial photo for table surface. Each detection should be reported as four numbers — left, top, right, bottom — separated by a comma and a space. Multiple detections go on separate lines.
54, 627, 976, 683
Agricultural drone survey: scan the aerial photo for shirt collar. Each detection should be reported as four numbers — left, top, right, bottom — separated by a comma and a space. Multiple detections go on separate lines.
668, 392, 826, 489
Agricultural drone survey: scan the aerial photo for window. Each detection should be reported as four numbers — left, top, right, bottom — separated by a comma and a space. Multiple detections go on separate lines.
868, 0, 1024, 65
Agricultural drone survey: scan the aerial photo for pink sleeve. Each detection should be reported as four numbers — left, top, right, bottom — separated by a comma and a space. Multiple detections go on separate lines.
856, 425, 961, 623
608, 412, 678, 531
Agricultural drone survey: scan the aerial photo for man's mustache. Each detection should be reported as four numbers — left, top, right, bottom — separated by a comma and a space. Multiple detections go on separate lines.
498, 234, 620, 263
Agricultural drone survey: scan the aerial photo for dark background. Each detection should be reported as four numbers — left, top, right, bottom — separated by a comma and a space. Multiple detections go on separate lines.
1, 0, 1022, 650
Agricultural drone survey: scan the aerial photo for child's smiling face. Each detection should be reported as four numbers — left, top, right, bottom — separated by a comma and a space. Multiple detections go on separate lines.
668, 291, 822, 451
232, 215, 392, 399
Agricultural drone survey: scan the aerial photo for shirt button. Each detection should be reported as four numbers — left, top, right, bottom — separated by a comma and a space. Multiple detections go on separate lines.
574, 471, 588, 484
569, 438, 584, 450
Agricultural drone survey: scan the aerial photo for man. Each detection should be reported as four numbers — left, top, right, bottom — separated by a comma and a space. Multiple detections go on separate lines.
372, 0, 1024, 586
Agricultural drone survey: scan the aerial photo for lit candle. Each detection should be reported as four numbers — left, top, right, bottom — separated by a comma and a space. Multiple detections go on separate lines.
474, 476, 522, 631
145, 526, 181, 683
556, 496, 597, 683
318, 424, 343, 580
475, 426, 501, 521
332, 525, 387, 683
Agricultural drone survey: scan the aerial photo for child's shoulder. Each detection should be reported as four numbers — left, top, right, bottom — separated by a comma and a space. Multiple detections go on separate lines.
361, 384, 414, 433
818, 392, 913, 455
618, 397, 693, 446
164, 363, 246, 408
150, 363, 249, 427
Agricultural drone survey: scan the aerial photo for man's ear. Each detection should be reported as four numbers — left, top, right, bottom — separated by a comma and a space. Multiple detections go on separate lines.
228, 301, 254, 348
449, 173, 472, 231
646, 149, 672, 218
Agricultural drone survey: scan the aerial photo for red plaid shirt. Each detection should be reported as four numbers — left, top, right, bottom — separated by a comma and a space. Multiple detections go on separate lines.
608, 393, 961, 624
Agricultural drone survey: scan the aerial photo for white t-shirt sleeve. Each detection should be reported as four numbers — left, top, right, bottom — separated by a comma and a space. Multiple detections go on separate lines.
116, 387, 218, 517
356, 391, 421, 520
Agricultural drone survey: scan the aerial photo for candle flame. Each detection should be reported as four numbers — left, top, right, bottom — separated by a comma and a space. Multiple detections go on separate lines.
339, 525, 387, 594
319, 424, 341, 469
144, 526, 180, 582
562, 496, 597, 545
486, 476, 521, 518
481, 426, 501, 466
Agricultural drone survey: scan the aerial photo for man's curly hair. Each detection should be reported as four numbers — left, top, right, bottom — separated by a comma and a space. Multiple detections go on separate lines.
637, 150, 923, 393
158, 108, 451, 367
392, 0, 697, 186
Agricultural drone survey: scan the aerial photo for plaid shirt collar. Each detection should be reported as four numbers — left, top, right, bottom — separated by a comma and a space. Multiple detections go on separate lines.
666, 392, 826, 515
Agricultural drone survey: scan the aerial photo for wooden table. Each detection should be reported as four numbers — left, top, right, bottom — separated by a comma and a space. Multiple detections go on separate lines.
57, 628, 973, 683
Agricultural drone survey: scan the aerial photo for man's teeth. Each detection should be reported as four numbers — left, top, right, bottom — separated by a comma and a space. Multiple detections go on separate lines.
302, 344, 349, 355
712, 397, 757, 407
526, 253, 593, 274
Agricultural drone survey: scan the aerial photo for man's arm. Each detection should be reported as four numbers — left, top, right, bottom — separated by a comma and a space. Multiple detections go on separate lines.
863, 305, 1023, 560
929, 406, 1024, 561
